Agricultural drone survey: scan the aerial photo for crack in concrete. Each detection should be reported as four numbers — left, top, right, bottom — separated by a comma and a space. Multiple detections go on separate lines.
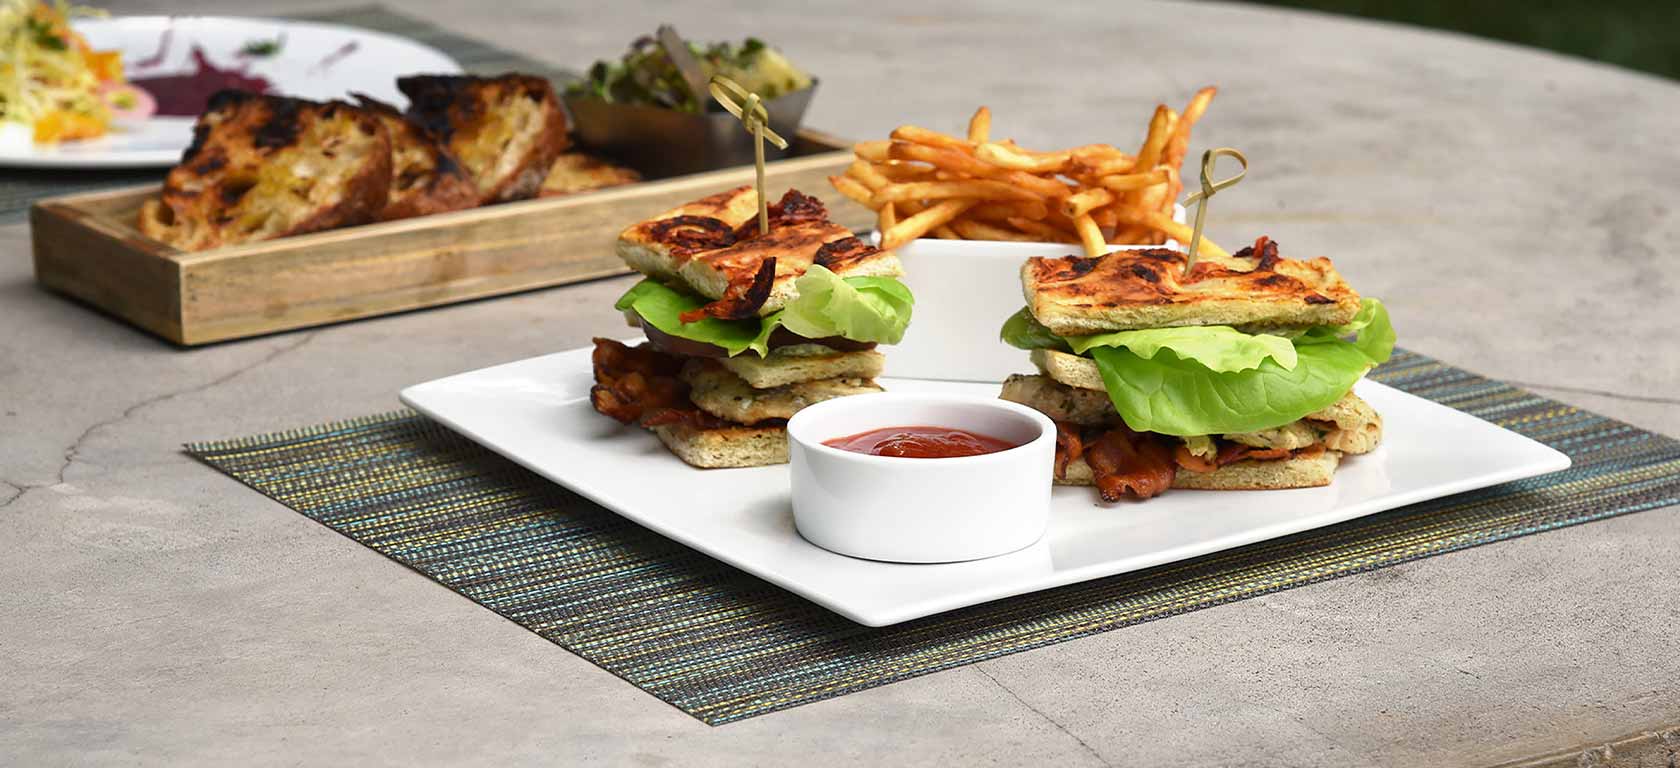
52, 331, 319, 486
973, 664, 1111, 767
1507, 380, 1680, 407
0, 480, 22, 510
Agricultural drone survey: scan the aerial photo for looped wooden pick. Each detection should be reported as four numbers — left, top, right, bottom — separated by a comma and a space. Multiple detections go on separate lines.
709, 75, 789, 235
1180, 147, 1248, 275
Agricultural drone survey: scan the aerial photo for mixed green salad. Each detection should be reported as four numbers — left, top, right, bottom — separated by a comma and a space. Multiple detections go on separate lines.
1001, 299, 1395, 436
568, 36, 812, 113
615, 265, 913, 356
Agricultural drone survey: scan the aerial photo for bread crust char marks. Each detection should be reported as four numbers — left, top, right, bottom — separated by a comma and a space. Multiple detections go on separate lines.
139, 90, 393, 251
1022, 236, 1361, 335
351, 94, 478, 222
396, 73, 570, 203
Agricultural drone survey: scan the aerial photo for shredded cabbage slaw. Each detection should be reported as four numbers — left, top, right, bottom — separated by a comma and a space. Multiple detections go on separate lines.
0, 0, 123, 142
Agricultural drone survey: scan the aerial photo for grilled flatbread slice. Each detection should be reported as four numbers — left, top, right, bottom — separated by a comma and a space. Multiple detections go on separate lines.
397, 73, 569, 203
139, 92, 391, 251
540, 152, 641, 197
1022, 238, 1361, 336
352, 95, 478, 222
617, 186, 903, 316
681, 361, 882, 424
1057, 446, 1342, 491
650, 422, 788, 468
718, 346, 885, 389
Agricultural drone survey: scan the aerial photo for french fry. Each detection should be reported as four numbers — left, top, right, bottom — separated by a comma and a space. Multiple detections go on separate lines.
890, 125, 974, 152
854, 140, 891, 163
1165, 86, 1216, 169
1061, 188, 1116, 219
878, 202, 898, 233
933, 225, 962, 239
967, 106, 991, 144
1116, 209, 1230, 260
976, 142, 1070, 174
951, 218, 1041, 242
836, 93, 1216, 247
870, 179, 1040, 206
1096, 168, 1169, 192
1133, 105, 1173, 174
882, 198, 977, 249
828, 175, 876, 208
889, 141, 1069, 198
846, 159, 892, 191
1072, 213, 1107, 258
969, 200, 1050, 221
1006, 217, 1079, 243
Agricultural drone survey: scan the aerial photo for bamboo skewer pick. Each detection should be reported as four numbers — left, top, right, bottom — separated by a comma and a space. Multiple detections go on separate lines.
1181, 147, 1247, 275
709, 75, 790, 235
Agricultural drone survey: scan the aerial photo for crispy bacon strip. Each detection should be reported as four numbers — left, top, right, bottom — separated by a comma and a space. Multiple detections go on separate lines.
1229, 235, 1280, 271
1173, 443, 1218, 474
1053, 421, 1084, 480
1083, 427, 1176, 501
678, 256, 778, 323
589, 338, 699, 426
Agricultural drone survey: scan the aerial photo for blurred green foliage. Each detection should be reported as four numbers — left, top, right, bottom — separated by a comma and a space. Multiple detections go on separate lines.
1248, 0, 1680, 80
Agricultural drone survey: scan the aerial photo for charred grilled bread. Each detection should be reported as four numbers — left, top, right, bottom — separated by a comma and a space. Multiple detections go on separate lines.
138, 91, 392, 251
352, 94, 478, 221
617, 186, 903, 317
397, 73, 570, 203
540, 152, 641, 197
1021, 243, 1361, 336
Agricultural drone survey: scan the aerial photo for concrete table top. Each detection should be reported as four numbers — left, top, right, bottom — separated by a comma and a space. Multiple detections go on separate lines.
3, 1, 1677, 765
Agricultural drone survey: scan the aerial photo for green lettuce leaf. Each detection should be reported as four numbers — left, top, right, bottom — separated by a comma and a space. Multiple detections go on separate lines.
998, 299, 1397, 436
614, 268, 914, 357
1000, 308, 1071, 352
999, 307, 1298, 372
778, 265, 914, 345
1066, 325, 1298, 372
1089, 342, 1375, 436
1298, 298, 1395, 364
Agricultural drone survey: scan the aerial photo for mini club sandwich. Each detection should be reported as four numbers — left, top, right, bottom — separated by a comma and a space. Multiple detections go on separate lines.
591, 185, 913, 468
999, 236, 1395, 501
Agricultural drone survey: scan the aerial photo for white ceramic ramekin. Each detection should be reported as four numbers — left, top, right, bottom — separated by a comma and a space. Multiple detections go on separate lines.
786, 393, 1055, 563
874, 204, 1185, 383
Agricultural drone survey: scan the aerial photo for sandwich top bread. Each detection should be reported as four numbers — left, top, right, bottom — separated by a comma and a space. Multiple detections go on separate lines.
999, 236, 1395, 501
139, 91, 392, 251
593, 187, 915, 469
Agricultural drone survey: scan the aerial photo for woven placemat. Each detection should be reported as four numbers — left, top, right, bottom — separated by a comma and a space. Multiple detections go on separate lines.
0, 5, 573, 221
186, 349, 1680, 725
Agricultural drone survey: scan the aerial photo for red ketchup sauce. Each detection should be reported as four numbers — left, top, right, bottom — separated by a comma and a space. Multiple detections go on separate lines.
822, 426, 1018, 459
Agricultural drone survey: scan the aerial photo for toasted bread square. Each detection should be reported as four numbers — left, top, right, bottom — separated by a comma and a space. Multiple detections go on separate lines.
1022, 242, 1361, 336
353, 95, 478, 222
719, 346, 885, 389
617, 186, 903, 316
540, 152, 641, 197
398, 73, 569, 203
138, 91, 391, 251
650, 422, 789, 468
1057, 448, 1342, 490
681, 361, 882, 424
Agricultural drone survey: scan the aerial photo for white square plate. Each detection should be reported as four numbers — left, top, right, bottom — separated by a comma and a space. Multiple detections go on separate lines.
401, 342, 1570, 626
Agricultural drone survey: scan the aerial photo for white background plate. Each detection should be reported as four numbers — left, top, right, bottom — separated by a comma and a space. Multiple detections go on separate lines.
400, 342, 1571, 626
0, 16, 461, 168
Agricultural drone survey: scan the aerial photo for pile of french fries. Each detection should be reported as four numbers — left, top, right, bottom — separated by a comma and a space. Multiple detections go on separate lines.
828, 87, 1225, 260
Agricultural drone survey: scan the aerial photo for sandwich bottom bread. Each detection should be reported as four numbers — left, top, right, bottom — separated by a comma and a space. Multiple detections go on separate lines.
591, 338, 885, 468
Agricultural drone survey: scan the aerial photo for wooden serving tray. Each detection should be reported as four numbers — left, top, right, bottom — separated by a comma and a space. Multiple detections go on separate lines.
31, 128, 867, 345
